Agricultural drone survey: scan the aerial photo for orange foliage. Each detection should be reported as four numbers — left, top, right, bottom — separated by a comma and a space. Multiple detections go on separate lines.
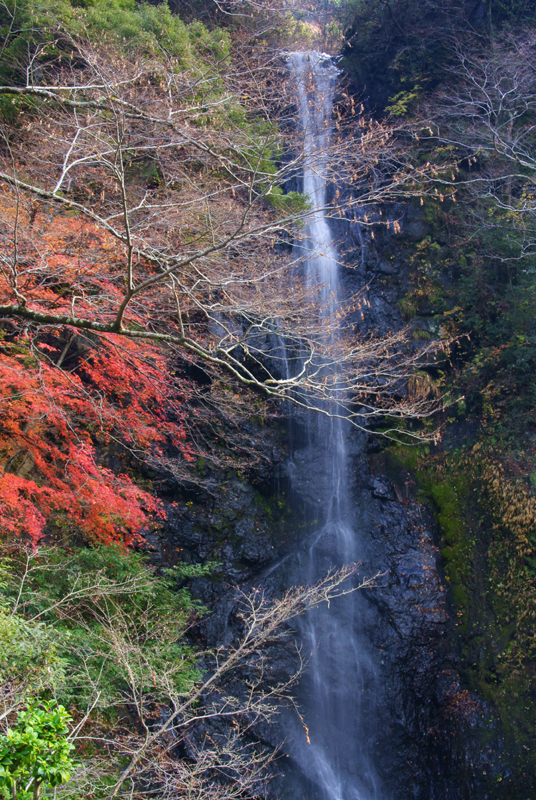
0, 189, 129, 325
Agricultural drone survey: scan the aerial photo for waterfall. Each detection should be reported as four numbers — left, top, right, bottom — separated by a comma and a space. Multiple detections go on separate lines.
282, 51, 382, 800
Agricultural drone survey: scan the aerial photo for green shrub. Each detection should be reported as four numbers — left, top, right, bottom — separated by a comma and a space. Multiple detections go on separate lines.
0, 701, 75, 800
0, 544, 204, 714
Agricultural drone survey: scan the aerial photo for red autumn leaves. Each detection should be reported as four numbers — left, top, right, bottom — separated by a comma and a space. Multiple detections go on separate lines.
0, 192, 194, 545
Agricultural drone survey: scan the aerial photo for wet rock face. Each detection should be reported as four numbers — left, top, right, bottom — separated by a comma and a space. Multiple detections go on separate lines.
158, 434, 496, 800
340, 468, 500, 800
370, 476, 396, 501
363, 488, 452, 794
150, 187, 500, 800
160, 472, 292, 582
331, 206, 502, 798
150, 422, 499, 799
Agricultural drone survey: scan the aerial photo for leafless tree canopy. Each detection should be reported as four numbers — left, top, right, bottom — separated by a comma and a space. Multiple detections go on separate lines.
0, 18, 450, 433
421, 32, 536, 262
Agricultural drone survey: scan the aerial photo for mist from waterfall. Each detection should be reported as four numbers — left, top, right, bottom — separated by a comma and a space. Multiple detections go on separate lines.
283, 51, 382, 800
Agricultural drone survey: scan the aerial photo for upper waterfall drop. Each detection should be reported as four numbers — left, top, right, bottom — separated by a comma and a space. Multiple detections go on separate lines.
286, 51, 340, 308
281, 51, 383, 800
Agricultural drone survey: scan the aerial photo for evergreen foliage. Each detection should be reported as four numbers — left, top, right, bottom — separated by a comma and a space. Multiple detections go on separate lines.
0, 0, 229, 89
341, 0, 536, 114
0, 701, 75, 800
0, 543, 204, 797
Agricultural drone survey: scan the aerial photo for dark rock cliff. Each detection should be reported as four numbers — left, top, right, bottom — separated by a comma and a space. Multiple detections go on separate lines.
146, 75, 503, 800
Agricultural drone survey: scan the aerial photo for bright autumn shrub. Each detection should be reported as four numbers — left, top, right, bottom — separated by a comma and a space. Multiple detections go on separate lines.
0, 194, 195, 546
0, 332, 195, 545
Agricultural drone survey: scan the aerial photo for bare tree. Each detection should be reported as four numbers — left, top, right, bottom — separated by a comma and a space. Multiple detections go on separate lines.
421, 32, 536, 261
0, 12, 453, 437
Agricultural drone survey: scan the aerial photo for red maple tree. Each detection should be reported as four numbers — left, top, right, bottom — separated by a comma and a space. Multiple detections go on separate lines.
0, 191, 196, 545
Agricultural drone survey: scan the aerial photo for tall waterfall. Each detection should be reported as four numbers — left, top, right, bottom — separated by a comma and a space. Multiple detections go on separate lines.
283, 52, 382, 800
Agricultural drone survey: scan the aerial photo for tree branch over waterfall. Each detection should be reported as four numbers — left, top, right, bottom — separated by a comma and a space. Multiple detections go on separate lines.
0, 542, 381, 800
0, 23, 451, 437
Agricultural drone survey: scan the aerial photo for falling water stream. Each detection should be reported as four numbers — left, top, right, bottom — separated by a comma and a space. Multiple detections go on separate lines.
282, 52, 382, 800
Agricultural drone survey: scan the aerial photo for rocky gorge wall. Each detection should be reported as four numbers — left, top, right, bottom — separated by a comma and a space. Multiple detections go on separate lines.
332, 184, 506, 798
142, 71, 507, 799
141, 202, 505, 799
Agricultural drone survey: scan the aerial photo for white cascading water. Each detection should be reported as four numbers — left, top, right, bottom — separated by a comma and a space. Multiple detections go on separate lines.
284, 52, 382, 800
